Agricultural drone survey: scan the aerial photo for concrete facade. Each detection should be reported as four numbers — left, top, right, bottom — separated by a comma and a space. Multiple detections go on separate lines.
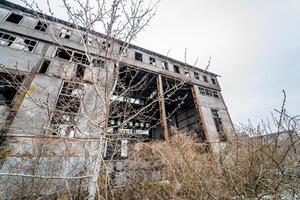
0, 0, 234, 194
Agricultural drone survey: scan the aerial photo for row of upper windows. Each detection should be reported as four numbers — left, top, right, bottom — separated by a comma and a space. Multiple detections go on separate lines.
2, 12, 218, 85
134, 51, 218, 85
199, 86, 220, 99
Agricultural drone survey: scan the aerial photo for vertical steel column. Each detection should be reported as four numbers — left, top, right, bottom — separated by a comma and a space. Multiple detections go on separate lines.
157, 74, 168, 140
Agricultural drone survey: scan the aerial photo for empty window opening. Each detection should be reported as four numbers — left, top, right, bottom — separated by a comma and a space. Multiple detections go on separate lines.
0, 72, 24, 106
149, 57, 156, 66
39, 59, 50, 74
203, 75, 208, 82
211, 109, 227, 141
59, 28, 72, 39
11, 38, 37, 52
173, 65, 180, 74
0, 32, 16, 46
34, 21, 48, 32
211, 77, 217, 85
194, 71, 199, 79
73, 52, 90, 65
5, 13, 23, 24
135, 52, 143, 62
75, 64, 85, 80
50, 81, 83, 137
55, 48, 72, 60
162, 61, 168, 70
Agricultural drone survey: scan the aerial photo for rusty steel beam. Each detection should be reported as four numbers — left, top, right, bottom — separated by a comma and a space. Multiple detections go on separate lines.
157, 74, 168, 140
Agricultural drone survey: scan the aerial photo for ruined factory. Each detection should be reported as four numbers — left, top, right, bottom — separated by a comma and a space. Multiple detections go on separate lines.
0, 0, 234, 191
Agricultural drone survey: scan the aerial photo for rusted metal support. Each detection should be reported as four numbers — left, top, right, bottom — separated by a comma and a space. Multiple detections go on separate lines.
191, 85, 211, 149
157, 74, 168, 140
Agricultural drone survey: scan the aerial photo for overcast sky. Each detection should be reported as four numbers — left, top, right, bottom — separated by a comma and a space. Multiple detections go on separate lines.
10, 0, 300, 127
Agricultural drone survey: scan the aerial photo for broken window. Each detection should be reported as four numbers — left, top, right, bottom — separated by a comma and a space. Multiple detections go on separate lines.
162, 61, 168, 70
73, 52, 90, 65
11, 37, 37, 52
39, 59, 50, 74
92, 58, 105, 68
194, 71, 199, 79
55, 48, 72, 60
0, 32, 16, 46
135, 52, 143, 62
59, 28, 72, 39
211, 109, 227, 141
203, 75, 208, 82
0, 72, 24, 106
149, 57, 156, 66
75, 64, 85, 80
211, 77, 217, 85
173, 65, 180, 74
50, 81, 83, 137
34, 21, 48, 32
5, 13, 23, 24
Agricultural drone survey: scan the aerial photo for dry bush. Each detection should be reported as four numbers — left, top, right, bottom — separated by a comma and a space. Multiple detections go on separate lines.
109, 126, 300, 200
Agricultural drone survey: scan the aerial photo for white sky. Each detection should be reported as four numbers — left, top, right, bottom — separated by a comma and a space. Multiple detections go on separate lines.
9, 0, 300, 127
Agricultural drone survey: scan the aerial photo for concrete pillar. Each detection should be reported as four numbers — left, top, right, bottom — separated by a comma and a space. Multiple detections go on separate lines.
191, 85, 210, 146
157, 74, 168, 140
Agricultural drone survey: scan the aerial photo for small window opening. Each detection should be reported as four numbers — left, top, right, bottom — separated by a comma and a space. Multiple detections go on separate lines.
55, 48, 72, 60
211, 77, 217, 85
205, 89, 212, 96
199, 87, 205, 95
162, 61, 168, 70
75, 64, 85, 80
173, 65, 180, 74
135, 52, 143, 62
194, 71, 199, 79
39, 59, 50, 74
0, 32, 16, 46
5, 13, 23, 24
149, 57, 156, 66
34, 21, 48, 32
59, 28, 71, 39
203, 75, 208, 82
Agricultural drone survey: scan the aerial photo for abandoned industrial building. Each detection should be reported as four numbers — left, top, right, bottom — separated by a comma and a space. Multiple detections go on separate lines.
0, 0, 234, 194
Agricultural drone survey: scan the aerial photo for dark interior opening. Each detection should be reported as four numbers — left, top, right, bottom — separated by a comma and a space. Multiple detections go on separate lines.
6, 13, 23, 24
0, 72, 25, 106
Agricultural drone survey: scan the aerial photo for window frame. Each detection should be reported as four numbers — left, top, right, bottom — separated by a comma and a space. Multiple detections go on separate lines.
34, 20, 48, 32
59, 27, 72, 39
5, 12, 24, 24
